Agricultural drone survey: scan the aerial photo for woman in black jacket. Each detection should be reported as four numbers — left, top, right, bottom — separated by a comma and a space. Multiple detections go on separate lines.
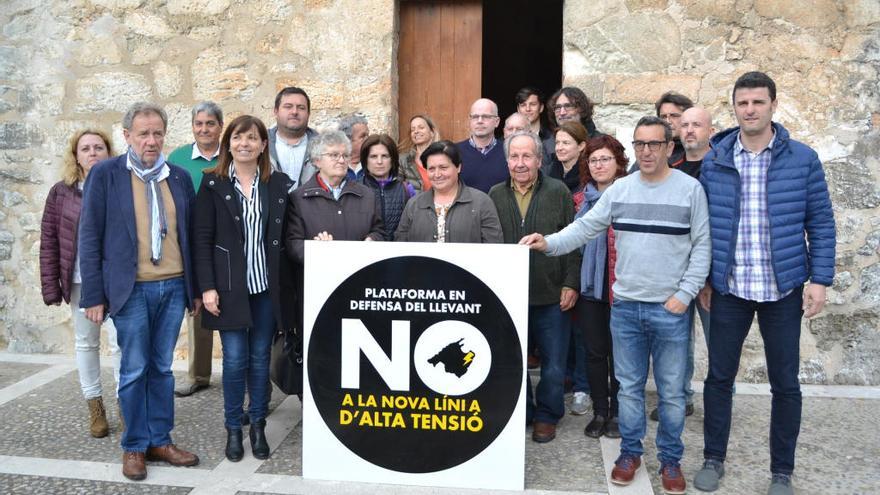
359, 134, 415, 240
193, 115, 294, 462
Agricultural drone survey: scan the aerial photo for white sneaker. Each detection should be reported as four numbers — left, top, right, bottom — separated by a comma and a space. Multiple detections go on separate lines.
570, 391, 591, 415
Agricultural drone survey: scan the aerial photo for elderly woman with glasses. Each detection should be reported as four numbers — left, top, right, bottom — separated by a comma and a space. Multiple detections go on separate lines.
285, 130, 384, 258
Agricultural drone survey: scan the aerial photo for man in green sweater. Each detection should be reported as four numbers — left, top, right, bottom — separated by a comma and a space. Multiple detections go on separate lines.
489, 131, 581, 443
168, 101, 223, 397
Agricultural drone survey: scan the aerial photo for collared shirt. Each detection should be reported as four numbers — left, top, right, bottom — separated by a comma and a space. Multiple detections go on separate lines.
317, 175, 346, 200
468, 136, 498, 156
191, 143, 220, 161
230, 164, 268, 295
510, 179, 537, 218
729, 131, 787, 302
276, 133, 309, 184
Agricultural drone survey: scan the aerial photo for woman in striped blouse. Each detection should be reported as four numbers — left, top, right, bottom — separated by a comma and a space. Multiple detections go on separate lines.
193, 115, 295, 463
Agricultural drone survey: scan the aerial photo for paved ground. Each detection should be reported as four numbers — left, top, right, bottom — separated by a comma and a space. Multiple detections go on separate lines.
0, 351, 877, 495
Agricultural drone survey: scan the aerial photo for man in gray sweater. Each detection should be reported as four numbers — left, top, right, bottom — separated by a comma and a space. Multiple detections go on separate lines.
521, 116, 710, 495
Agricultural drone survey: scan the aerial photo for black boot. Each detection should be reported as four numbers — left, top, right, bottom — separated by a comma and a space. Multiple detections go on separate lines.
225, 427, 244, 462
249, 419, 269, 460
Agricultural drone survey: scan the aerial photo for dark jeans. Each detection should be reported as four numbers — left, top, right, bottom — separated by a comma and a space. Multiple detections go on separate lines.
526, 303, 571, 425
703, 288, 803, 475
113, 277, 186, 452
576, 296, 618, 417
219, 291, 275, 429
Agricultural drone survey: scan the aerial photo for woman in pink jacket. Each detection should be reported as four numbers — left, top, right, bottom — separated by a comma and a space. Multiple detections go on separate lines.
40, 128, 120, 438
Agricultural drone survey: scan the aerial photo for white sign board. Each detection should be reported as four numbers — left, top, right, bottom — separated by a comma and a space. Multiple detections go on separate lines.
302, 241, 529, 491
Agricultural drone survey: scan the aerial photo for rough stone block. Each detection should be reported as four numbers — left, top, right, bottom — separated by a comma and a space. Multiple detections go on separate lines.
0, 123, 43, 150
153, 61, 182, 98
844, 0, 880, 27
564, 13, 681, 73
603, 74, 701, 104
858, 263, 880, 306
563, 0, 623, 31
74, 72, 152, 113
823, 160, 880, 209
755, 0, 843, 28
192, 47, 257, 102
77, 36, 123, 67
166, 0, 231, 16
124, 12, 174, 39
625, 0, 667, 11
88, 0, 145, 9
681, 0, 742, 24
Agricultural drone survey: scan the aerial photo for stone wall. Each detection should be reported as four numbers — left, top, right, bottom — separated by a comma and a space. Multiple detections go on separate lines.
563, 0, 880, 385
0, 0, 397, 357
1, 0, 879, 384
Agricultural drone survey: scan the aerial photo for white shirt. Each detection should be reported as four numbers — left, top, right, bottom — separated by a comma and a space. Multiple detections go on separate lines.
276, 133, 309, 185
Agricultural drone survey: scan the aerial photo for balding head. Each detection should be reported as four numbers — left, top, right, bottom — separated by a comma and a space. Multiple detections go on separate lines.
680, 107, 714, 160
503, 112, 530, 138
468, 98, 500, 140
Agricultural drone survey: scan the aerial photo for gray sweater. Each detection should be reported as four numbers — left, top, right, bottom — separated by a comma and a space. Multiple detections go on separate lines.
545, 170, 710, 305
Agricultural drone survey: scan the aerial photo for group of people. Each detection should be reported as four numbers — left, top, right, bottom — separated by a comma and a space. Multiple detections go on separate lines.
38, 70, 834, 495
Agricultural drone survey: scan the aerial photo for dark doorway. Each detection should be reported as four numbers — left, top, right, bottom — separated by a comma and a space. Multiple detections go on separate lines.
482, 0, 563, 127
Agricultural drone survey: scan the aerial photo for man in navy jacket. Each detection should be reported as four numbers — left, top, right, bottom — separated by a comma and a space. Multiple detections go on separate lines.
694, 72, 835, 495
79, 102, 201, 481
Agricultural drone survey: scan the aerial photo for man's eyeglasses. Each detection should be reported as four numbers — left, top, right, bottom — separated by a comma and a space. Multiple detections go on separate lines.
632, 140, 667, 152
469, 114, 498, 121
552, 103, 577, 112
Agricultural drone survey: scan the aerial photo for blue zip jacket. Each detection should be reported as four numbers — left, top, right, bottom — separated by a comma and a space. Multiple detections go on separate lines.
700, 122, 835, 295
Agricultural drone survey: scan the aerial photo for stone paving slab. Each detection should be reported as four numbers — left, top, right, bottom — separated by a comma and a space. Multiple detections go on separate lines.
0, 473, 192, 494
636, 392, 880, 494
0, 368, 282, 470
0, 362, 49, 388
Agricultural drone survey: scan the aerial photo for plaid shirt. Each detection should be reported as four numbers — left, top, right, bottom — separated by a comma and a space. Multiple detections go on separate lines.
468, 136, 498, 156
728, 131, 788, 302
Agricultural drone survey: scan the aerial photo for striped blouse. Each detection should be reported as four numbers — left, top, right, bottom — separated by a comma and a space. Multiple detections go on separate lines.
230, 164, 268, 295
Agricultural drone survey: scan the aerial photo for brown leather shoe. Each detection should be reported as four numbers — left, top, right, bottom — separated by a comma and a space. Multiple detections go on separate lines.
660, 463, 686, 494
610, 454, 641, 485
145, 444, 199, 467
122, 451, 146, 481
531, 421, 556, 443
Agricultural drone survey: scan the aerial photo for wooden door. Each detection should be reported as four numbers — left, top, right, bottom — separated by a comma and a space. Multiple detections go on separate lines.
398, 0, 482, 143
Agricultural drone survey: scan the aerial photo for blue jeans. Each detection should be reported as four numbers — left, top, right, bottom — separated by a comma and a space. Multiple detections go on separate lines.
683, 302, 710, 405
611, 299, 690, 464
113, 277, 186, 452
703, 288, 803, 475
526, 304, 571, 425
219, 291, 275, 429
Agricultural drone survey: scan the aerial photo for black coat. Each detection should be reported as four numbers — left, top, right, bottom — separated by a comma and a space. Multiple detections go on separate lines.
193, 170, 295, 331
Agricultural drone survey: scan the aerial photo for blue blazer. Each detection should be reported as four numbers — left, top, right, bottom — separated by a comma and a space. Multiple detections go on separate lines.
78, 154, 197, 315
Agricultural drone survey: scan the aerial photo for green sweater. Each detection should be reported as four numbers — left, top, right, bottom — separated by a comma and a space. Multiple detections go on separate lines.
167, 143, 218, 192
489, 172, 581, 305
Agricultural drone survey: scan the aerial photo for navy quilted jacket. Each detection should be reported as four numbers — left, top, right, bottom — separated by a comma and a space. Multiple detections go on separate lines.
699, 122, 835, 295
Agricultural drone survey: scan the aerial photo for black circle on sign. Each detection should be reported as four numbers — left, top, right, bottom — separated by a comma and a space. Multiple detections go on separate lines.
309, 256, 522, 473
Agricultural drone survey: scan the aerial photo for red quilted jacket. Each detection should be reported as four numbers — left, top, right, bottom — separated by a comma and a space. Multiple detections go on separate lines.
40, 181, 82, 305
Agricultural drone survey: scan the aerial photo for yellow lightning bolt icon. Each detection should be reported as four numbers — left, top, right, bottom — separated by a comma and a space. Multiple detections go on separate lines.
463, 351, 475, 367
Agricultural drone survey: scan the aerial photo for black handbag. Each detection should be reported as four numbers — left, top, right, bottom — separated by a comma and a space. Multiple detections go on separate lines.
270, 327, 303, 396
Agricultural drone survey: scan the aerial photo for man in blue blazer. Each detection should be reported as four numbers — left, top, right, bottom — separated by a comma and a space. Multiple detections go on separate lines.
694, 73, 835, 495
79, 102, 201, 481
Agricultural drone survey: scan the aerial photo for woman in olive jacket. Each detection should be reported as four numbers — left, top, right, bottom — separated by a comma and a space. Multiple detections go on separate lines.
193, 115, 294, 463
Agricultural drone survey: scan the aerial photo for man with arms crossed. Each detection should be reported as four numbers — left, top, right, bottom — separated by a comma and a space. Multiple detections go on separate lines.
521, 117, 710, 495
